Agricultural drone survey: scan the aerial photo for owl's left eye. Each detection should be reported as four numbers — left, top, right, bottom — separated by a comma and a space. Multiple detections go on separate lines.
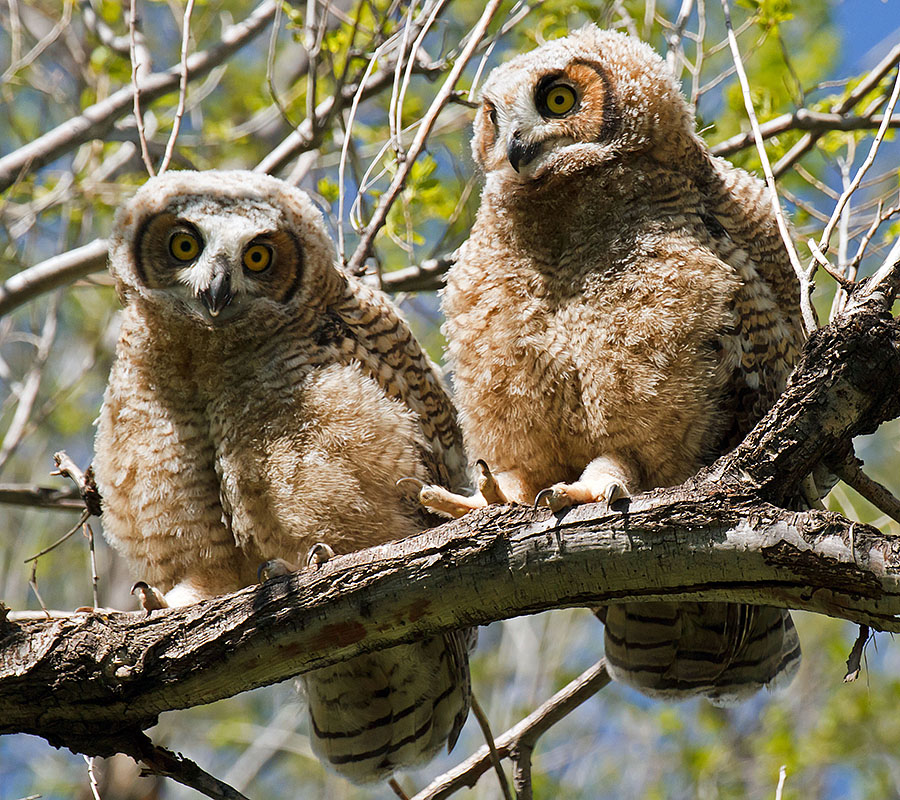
169, 231, 202, 262
537, 82, 578, 118
243, 243, 273, 273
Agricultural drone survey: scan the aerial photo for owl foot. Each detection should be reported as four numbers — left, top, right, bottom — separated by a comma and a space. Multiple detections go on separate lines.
306, 543, 335, 568
535, 477, 629, 512
258, 558, 297, 583
417, 460, 509, 518
131, 580, 169, 614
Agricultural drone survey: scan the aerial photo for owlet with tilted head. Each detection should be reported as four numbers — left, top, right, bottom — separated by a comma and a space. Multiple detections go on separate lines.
427, 26, 802, 701
93, 170, 472, 781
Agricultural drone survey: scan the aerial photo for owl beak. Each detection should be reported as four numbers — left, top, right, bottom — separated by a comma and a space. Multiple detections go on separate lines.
507, 131, 541, 173
197, 271, 233, 317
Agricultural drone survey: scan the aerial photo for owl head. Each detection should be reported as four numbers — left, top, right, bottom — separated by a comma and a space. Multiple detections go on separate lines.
108, 171, 341, 326
472, 26, 697, 184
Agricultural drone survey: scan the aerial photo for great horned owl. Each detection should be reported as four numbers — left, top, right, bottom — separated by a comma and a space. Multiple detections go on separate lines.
93, 170, 472, 781
427, 26, 801, 702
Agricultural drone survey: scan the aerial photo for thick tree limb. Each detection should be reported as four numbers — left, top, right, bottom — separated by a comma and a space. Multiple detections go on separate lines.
1, 288, 899, 759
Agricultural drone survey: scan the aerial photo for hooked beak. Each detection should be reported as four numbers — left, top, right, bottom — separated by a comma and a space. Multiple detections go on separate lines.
197, 271, 233, 317
507, 131, 541, 173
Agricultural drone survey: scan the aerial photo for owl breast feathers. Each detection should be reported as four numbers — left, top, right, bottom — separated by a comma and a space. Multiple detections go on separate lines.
439, 26, 802, 701
93, 170, 472, 781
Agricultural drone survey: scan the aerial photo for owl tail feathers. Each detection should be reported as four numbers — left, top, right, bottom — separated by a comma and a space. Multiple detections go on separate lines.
301, 631, 473, 783
601, 601, 801, 705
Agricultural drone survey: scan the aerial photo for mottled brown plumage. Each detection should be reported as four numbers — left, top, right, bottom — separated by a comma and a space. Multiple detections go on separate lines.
430, 27, 801, 701
94, 170, 471, 780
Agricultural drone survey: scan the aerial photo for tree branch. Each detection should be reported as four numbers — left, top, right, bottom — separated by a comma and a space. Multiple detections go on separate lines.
711, 111, 900, 157
1, 238, 899, 767
412, 661, 611, 800
0, 1, 277, 192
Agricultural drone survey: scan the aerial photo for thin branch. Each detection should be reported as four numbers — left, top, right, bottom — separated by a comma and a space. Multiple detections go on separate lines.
345, 0, 504, 275
51, 450, 102, 517
772, 41, 900, 178
158, 0, 197, 174
719, 0, 815, 334
843, 624, 870, 682
123, 733, 251, 800
711, 111, 900, 157
254, 56, 441, 177
23, 509, 90, 563
774, 765, 787, 800
0, 293, 59, 471
0, 1, 277, 192
0, 483, 84, 511
470, 694, 513, 800
129, 0, 155, 177
412, 661, 611, 800
813, 67, 900, 263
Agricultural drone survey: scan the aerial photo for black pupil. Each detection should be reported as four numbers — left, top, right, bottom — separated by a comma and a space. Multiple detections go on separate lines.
179, 239, 192, 252
251, 250, 262, 262
552, 92, 565, 106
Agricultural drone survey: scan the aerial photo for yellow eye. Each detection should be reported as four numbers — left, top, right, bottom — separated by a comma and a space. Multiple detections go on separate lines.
243, 243, 272, 272
540, 84, 577, 117
169, 231, 201, 262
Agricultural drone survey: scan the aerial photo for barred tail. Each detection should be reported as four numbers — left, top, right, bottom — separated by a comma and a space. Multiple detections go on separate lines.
602, 601, 800, 704
302, 632, 472, 783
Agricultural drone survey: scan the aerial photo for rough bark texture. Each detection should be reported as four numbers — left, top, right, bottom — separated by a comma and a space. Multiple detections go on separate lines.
1, 303, 899, 759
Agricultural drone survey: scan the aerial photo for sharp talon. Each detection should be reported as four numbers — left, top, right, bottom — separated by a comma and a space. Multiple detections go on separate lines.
306, 543, 335, 569
534, 488, 554, 508
475, 459, 489, 471
130, 580, 168, 612
258, 558, 296, 583
397, 476, 426, 490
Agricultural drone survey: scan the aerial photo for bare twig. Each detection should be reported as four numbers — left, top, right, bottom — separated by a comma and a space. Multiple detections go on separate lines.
85, 522, 100, 609
159, 0, 197, 174
28, 561, 50, 618
775, 765, 787, 800
345, 0, 504, 275
0, 238, 109, 320
388, 777, 412, 800
711, 111, 900, 157
0, 483, 84, 511
23, 509, 90, 563
719, 0, 815, 334
412, 661, 611, 800
129, 0, 156, 177
1, 0, 75, 83
813, 67, 900, 266
772, 41, 900, 178
84, 755, 102, 800
0, 1, 277, 191
850, 200, 900, 272
470, 694, 513, 800
0, 293, 59, 471
833, 455, 900, 528
124, 733, 251, 800
51, 451, 102, 517
843, 624, 870, 682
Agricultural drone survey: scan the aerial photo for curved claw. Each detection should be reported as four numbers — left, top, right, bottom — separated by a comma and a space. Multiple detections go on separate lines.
306, 542, 335, 569
130, 580, 168, 612
396, 476, 426, 491
258, 558, 296, 583
534, 488, 555, 508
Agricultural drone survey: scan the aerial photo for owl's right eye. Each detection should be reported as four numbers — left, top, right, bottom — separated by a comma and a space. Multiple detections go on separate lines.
169, 231, 202, 262
486, 104, 498, 126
